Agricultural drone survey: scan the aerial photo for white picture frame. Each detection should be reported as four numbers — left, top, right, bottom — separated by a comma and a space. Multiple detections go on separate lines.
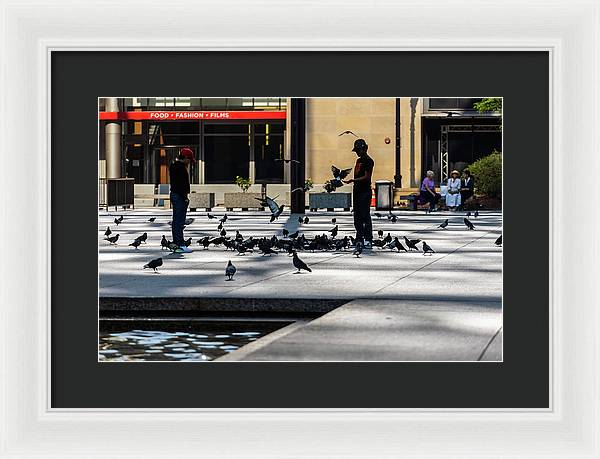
1, 0, 598, 457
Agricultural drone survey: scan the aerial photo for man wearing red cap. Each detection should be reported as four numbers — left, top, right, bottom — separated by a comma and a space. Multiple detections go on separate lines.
169, 147, 195, 253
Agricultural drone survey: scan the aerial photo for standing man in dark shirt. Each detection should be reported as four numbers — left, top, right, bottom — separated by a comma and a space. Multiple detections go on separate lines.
344, 138, 374, 248
169, 147, 194, 253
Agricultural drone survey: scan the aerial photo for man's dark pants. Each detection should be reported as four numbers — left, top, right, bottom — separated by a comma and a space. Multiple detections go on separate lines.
353, 190, 373, 243
170, 192, 187, 246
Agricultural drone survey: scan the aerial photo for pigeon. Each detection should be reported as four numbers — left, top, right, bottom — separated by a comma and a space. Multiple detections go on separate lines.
217, 222, 223, 230
324, 165, 353, 192
148, 217, 156, 223
329, 225, 338, 238
168, 217, 194, 226
256, 195, 283, 216
225, 260, 236, 280
438, 219, 449, 229
292, 251, 312, 273
160, 235, 170, 250
260, 246, 278, 256
383, 233, 392, 244
495, 235, 502, 246
404, 236, 421, 251
332, 218, 337, 224
422, 241, 435, 255
135, 232, 148, 244
474, 210, 479, 218
298, 216, 303, 224
198, 236, 210, 249
105, 234, 119, 244
390, 215, 397, 223
183, 237, 192, 247
236, 245, 252, 255
143, 257, 163, 273
353, 241, 363, 257
209, 236, 225, 246
220, 228, 227, 237
220, 214, 228, 224
104, 226, 111, 237
377, 229, 384, 238
207, 213, 217, 219
466, 211, 471, 217
304, 216, 309, 224
129, 239, 142, 249
464, 218, 475, 230
373, 213, 383, 219
114, 216, 123, 225
235, 230, 244, 242
393, 238, 407, 252
282, 229, 289, 237
274, 158, 301, 164
338, 130, 358, 137
288, 231, 299, 239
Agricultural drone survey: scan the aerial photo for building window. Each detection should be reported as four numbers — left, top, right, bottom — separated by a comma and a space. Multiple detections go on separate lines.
428, 98, 483, 111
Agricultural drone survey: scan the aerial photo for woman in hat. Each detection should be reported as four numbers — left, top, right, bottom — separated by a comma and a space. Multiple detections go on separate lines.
445, 170, 462, 211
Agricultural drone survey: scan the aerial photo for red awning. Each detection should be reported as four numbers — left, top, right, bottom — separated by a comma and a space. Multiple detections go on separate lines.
99, 110, 286, 121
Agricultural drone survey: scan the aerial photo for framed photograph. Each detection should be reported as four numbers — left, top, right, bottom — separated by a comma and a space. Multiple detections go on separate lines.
2, 0, 599, 457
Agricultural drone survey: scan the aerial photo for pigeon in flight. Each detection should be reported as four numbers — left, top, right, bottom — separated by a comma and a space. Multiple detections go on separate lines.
292, 251, 312, 273
274, 158, 301, 164
114, 216, 123, 226
438, 219, 449, 229
105, 234, 119, 245
324, 165, 353, 192
422, 241, 435, 255
143, 257, 163, 273
338, 130, 358, 137
404, 236, 421, 251
304, 216, 309, 224
148, 217, 156, 223
353, 241, 364, 257
495, 235, 502, 246
160, 235, 170, 250
129, 239, 142, 249
464, 218, 475, 230
225, 260, 236, 280
104, 226, 111, 237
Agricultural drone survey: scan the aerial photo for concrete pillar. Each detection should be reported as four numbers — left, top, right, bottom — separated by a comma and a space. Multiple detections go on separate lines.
289, 98, 306, 214
105, 98, 122, 179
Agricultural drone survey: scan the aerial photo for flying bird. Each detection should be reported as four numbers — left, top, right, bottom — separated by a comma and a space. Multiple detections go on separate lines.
143, 257, 163, 273
105, 234, 119, 244
464, 218, 475, 230
104, 226, 111, 237
225, 260, 236, 280
292, 251, 312, 273
148, 217, 156, 223
495, 235, 502, 246
404, 236, 421, 251
338, 130, 358, 137
324, 165, 353, 192
422, 241, 435, 255
438, 219, 449, 229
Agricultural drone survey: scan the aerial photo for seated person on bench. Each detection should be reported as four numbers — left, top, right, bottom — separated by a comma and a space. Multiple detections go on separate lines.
419, 170, 440, 212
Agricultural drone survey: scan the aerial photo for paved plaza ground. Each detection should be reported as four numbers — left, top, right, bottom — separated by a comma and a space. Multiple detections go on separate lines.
99, 207, 503, 361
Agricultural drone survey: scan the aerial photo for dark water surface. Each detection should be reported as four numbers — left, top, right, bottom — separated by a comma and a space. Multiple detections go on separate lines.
99, 319, 290, 362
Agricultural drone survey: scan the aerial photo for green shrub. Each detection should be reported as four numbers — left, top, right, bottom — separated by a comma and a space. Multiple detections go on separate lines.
234, 176, 252, 193
304, 178, 314, 191
468, 151, 502, 198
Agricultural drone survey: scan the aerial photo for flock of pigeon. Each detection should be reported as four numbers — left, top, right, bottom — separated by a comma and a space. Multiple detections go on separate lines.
102, 205, 501, 281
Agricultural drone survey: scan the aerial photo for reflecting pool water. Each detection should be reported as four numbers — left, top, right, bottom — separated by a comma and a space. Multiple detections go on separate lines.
99, 319, 289, 362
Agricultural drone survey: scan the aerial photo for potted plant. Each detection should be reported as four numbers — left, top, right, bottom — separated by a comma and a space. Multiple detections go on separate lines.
223, 176, 263, 210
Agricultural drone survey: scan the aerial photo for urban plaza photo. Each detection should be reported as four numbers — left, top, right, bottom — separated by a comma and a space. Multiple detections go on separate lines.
98, 97, 503, 362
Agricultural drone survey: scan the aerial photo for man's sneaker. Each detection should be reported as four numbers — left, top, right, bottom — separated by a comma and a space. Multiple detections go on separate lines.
364, 241, 373, 250
179, 246, 193, 253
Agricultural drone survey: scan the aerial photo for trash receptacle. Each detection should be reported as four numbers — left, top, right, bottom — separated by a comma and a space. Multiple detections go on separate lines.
375, 180, 394, 210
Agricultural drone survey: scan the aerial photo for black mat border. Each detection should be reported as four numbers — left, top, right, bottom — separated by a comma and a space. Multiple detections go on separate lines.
51, 51, 549, 408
